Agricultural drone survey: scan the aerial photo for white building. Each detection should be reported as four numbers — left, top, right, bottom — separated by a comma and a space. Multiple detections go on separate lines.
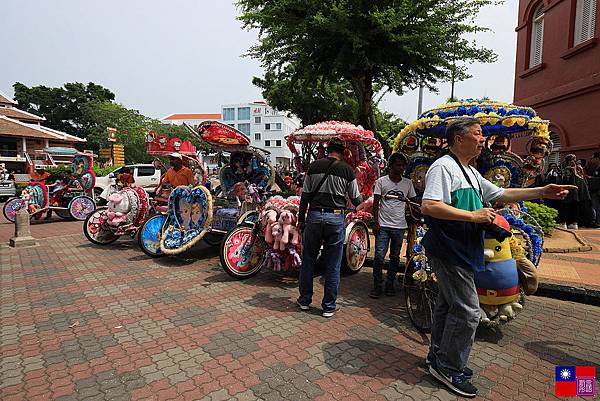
221, 101, 301, 167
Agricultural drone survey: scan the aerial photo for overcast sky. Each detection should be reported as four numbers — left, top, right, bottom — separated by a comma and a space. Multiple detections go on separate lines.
1, 0, 518, 123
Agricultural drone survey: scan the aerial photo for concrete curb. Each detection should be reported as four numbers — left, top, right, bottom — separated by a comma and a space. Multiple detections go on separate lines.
535, 282, 600, 307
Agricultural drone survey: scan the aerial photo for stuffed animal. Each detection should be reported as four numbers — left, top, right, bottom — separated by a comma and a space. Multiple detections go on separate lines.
106, 192, 131, 226
475, 215, 523, 324
260, 209, 278, 245
278, 209, 300, 247
271, 222, 283, 251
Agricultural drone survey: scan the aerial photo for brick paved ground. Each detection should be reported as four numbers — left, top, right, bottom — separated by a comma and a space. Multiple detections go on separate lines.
538, 229, 600, 288
1, 231, 600, 400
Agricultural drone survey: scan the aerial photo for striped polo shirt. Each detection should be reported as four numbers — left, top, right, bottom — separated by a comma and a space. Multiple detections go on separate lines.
298, 157, 362, 223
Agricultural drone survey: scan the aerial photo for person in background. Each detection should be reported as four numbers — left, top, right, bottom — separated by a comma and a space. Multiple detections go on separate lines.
297, 138, 362, 318
160, 153, 195, 187
587, 152, 600, 227
370, 152, 416, 298
116, 166, 135, 188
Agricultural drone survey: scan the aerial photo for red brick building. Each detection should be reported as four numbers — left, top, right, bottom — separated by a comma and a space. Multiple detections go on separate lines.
513, 0, 599, 164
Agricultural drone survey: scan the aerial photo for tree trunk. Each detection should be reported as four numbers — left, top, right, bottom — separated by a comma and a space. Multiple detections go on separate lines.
351, 73, 391, 156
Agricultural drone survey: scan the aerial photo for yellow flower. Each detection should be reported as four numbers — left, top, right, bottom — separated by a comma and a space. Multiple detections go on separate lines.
502, 117, 515, 127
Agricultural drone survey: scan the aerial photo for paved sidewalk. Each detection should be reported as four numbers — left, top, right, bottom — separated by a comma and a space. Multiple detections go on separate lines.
1, 233, 600, 400
537, 229, 600, 288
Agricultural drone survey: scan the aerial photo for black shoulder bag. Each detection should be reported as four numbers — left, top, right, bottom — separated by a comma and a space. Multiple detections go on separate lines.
307, 159, 338, 203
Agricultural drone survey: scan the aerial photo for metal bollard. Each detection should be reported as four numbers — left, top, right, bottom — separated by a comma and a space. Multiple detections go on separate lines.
9, 208, 37, 247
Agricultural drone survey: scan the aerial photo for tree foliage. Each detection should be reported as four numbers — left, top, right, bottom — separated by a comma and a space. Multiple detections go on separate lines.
13, 82, 115, 137
237, 0, 499, 134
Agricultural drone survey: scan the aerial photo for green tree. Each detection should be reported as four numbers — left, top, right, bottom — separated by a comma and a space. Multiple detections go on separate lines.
13, 82, 115, 138
237, 0, 498, 133
253, 68, 359, 125
375, 110, 407, 154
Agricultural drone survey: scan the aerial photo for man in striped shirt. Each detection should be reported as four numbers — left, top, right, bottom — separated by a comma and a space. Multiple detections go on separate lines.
297, 138, 363, 318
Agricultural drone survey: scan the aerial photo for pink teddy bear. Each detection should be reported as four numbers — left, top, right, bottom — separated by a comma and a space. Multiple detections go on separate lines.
278, 209, 300, 249
260, 209, 279, 245
271, 222, 283, 251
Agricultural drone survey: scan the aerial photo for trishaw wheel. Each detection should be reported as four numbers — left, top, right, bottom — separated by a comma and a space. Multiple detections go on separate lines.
402, 257, 437, 333
83, 209, 119, 245
342, 222, 369, 274
202, 232, 223, 247
137, 214, 167, 258
3, 197, 25, 223
68, 196, 96, 220
219, 224, 265, 280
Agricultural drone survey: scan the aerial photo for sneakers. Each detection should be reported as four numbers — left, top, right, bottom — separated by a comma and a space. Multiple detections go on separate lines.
429, 363, 478, 398
296, 299, 310, 311
322, 306, 340, 318
369, 287, 383, 299
426, 356, 473, 379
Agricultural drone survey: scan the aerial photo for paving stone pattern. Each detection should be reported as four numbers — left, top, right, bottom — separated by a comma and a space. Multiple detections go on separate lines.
1, 233, 600, 400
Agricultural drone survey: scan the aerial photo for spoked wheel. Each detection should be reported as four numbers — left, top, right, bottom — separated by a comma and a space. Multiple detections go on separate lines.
219, 224, 266, 280
403, 257, 438, 333
3, 198, 25, 223
68, 196, 96, 220
342, 221, 369, 274
83, 209, 119, 245
137, 214, 167, 258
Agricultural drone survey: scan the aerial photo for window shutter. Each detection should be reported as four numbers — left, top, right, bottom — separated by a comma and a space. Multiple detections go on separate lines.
575, 0, 597, 45
530, 5, 544, 67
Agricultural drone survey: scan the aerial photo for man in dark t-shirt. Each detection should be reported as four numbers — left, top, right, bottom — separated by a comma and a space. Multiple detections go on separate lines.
297, 138, 362, 318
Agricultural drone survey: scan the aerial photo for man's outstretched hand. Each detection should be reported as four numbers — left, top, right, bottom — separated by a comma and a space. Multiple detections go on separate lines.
542, 184, 578, 200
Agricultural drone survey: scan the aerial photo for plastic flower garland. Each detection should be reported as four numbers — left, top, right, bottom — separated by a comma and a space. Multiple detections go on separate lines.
393, 100, 550, 152
411, 226, 437, 283
500, 211, 543, 266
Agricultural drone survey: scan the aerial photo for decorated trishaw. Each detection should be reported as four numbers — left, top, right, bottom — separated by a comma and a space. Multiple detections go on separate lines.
81, 133, 200, 246
393, 100, 551, 331
137, 121, 275, 257
219, 120, 386, 279
3, 152, 97, 223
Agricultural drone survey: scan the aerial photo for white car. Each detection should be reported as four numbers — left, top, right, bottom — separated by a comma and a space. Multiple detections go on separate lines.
94, 164, 162, 200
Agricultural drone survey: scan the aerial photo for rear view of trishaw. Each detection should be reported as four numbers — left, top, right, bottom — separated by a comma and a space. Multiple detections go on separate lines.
395, 100, 551, 332
3, 152, 97, 223
137, 121, 274, 258
220, 121, 386, 279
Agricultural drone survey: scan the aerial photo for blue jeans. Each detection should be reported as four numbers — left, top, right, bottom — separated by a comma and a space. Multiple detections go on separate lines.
298, 211, 345, 312
372, 227, 404, 289
428, 255, 480, 376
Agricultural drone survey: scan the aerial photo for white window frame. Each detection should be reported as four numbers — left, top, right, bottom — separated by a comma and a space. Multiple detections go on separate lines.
237, 107, 251, 120
223, 108, 235, 121
254, 116, 261, 124
574, 0, 597, 46
254, 133, 261, 141
275, 140, 282, 147
265, 123, 271, 130
529, 4, 545, 67
265, 140, 271, 147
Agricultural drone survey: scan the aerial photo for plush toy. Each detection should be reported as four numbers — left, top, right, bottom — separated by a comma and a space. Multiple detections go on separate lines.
475, 215, 523, 324
260, 209, 279, 245
279, 209, 300, 247
271, 222, 283, 251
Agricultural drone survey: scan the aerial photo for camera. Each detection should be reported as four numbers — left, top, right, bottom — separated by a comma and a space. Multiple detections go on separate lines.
482, 221, 512, 242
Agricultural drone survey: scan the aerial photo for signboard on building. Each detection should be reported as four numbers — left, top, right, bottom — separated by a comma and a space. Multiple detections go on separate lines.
107, 127, 117, 142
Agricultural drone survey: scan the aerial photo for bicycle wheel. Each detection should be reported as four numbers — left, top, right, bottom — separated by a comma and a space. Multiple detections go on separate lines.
137, 214, 167, 258
403, 257, 437, 333
83, 209, 119, 245
219, 224, 265, 279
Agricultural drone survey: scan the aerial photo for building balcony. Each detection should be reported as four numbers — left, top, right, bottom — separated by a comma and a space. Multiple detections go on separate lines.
0, 150, 26, 162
